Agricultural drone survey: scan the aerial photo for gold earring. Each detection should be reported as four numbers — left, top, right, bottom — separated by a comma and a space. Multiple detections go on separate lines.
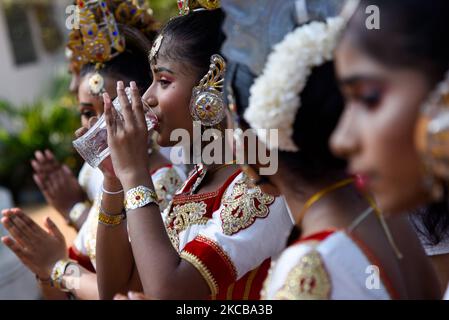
190, 54, 226, 127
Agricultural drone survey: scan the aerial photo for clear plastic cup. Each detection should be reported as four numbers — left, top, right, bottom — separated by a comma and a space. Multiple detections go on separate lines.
73, 87, 158, 168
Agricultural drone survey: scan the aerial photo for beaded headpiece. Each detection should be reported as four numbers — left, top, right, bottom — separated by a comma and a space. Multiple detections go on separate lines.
66, 0, 158, 95
177, 0, 221, 16
149, 0, 221, 67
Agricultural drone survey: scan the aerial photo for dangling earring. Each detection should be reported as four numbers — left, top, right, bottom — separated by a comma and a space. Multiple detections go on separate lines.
190, 54, 226, 128
417, 69, 449, 202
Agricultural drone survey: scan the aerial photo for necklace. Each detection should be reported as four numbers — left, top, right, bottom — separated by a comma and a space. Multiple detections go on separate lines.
362, 193, 403, 260
296, 178, 354, 226
297, 178, 403, 260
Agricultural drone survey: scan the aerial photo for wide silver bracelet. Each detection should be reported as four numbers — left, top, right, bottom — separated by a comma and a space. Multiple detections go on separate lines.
124, 186, 158, 212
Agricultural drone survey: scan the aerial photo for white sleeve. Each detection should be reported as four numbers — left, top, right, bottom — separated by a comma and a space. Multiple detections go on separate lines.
263, 232, 393, 300
319, 232, 391, 300
180, 173, 293, 292
73, 197, 100, 268
261, 243, 317, 299
152, 165, 187, 212
77, 163, 103, 202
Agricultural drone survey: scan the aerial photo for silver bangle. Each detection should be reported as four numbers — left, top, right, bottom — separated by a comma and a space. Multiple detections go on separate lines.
124, 186, 158, 212
102, 184, 124, 195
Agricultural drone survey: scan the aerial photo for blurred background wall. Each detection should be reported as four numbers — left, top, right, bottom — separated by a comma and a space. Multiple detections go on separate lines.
0, 0, 71, 106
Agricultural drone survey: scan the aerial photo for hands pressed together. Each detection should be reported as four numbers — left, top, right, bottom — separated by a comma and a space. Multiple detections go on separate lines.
1, 80, 153, 299
1, 208, 68, 280
31, 150, 86, 220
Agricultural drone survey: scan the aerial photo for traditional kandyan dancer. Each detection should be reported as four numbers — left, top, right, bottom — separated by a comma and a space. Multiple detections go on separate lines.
95, 0, 293, 300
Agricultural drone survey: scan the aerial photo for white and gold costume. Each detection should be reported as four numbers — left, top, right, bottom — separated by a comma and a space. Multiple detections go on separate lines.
162, 164, 293, 299
262, 230, 395, 300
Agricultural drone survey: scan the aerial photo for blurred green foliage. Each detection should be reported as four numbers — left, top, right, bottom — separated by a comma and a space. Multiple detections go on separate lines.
148, 0, 178, 22
0, 75, 81, 203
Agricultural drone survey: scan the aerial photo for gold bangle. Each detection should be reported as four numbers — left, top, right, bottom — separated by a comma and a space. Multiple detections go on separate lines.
124, 186, 158, 212
98, 208, 126, 227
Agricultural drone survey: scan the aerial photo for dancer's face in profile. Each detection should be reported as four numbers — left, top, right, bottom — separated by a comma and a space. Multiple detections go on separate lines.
330, 36, 433, 214
77, 73, 115, 128
142, 55, 199, 147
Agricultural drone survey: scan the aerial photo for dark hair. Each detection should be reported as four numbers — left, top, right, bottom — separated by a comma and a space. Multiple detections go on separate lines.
279, 62, 346, 182
157, 9, 226, 79
80, 24, 153, 94
346, 0, 449, 86
346, 0, 449, 244
233, 61, 347, 183
411, 187, 449, 246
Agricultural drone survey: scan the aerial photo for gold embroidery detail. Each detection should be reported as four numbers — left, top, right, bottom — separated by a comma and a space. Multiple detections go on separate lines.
164, 202, 179, 252
221, 175, 275, 235
196, 235, 237, 279
164, 201, 208, 251
180, 251, 218, 298
172, 202, 208, 232
153, 167, 183, 211
166, 225, 180, 253
226, 283, 235, 300
243, 267, 260, 300
174, 190, 220, 204
275, 250, 331, 300
162, 201, 180, 252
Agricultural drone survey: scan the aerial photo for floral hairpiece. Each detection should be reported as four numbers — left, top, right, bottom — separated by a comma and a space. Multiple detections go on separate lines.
243, 17, 345, 152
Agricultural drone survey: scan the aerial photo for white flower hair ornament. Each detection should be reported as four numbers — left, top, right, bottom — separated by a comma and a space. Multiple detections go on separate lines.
243, 17, 345, 152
